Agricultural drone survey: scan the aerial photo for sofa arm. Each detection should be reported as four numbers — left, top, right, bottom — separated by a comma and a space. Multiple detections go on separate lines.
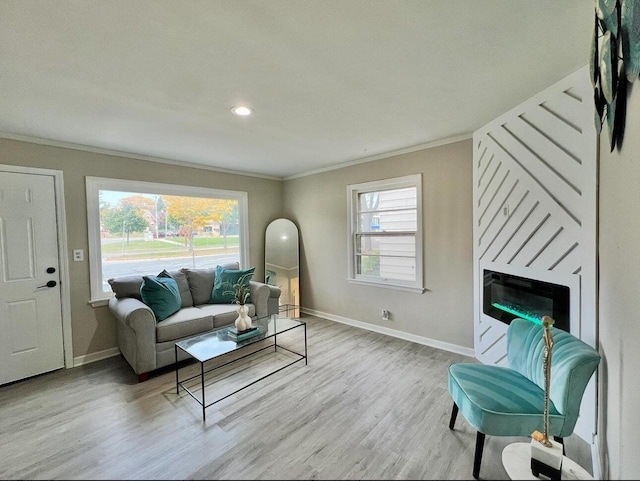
109, 296, 155, 329
249, 281, 270, 319
266, 284, 281, 317
109, 296, 157, 374
249, 281, 281, 318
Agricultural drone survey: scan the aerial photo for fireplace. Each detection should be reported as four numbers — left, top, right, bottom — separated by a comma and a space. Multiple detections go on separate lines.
483, 269, 570, 332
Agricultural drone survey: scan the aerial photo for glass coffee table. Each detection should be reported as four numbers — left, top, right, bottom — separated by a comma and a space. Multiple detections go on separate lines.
174, 315, 307, 421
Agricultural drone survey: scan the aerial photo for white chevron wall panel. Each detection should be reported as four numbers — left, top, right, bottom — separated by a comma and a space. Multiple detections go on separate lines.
473, 66, 597, 439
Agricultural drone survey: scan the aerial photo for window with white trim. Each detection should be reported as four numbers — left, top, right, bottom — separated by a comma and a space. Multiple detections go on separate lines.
347, 174, 424, 292
86, 177, 249, 303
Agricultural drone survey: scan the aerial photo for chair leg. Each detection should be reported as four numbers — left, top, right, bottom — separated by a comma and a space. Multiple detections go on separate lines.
473, 431, 485, 480
449, 402, 459, 430
448, 403, 483, 478
553, 436, 566, 455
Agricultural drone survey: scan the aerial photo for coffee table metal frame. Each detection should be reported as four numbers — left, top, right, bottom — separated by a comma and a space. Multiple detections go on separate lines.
175, 316, 307, 421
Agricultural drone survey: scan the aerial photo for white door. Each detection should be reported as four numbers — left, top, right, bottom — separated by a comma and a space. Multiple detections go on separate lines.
0, 171, 64, 385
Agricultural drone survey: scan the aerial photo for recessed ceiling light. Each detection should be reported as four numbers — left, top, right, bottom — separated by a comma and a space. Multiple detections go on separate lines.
231, 105, 254, 116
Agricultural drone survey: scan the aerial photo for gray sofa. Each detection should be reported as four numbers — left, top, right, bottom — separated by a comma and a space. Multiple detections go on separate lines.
108, 262, 281, 381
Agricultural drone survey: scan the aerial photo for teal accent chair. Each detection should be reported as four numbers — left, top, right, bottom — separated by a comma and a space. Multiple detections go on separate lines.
448, 318, 600, 479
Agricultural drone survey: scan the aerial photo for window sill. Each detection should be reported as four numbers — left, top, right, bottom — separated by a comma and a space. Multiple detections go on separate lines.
347, 279, 426, 294
88, 298, 110, 308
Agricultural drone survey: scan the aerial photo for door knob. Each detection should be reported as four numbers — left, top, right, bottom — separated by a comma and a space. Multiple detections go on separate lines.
37, 280, 57, 288
46, 267, 56, 274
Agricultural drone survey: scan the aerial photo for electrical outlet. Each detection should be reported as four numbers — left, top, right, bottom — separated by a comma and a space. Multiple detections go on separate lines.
381, 309, 390, 321
73, 249, 84, 262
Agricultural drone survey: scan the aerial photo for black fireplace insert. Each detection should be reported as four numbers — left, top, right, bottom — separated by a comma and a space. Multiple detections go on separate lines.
483, 269, 570, 332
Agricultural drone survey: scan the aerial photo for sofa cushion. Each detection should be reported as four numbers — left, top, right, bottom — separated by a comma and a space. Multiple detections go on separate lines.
210, 265, 255, 304
196, 303, 256, 328
182, 262, 240, 306
109, 271, 194, 307
156, 307, 214, 343
140, 275, 182, 321
108, 275, 144, 300
161, 270, 194, 308
181, 268, 215, 306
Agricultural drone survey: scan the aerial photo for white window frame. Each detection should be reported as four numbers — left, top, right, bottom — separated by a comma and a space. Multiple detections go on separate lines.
347, 174, 424, 293
86, 177, 250, 305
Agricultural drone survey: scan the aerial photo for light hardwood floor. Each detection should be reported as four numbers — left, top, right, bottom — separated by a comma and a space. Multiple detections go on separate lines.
0, 315, 592, 480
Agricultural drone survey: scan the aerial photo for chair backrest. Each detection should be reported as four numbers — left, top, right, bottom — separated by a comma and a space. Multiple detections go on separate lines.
507, 318, 600, 434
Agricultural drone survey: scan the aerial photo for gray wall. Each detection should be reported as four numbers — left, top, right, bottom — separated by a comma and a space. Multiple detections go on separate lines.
0, 138, 283, 359
283, 140, 474, 349
598, 82, 640, 479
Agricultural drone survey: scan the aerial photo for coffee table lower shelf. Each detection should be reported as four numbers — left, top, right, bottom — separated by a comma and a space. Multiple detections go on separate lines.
175, 317, 307, 421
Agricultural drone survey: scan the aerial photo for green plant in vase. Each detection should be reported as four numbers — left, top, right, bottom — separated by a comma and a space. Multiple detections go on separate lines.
222, 271, 252, 331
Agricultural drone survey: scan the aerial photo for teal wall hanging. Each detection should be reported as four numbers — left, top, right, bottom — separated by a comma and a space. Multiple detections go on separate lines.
591, 0, 640, 151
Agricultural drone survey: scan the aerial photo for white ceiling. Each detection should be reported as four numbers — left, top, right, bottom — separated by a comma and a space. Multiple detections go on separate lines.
0, 1, 593, 179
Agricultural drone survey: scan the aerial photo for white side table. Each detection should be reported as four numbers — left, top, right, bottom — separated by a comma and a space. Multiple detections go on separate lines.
502, 442, 594, 480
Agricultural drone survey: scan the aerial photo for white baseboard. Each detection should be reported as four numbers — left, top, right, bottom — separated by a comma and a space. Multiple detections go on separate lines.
301, 307, 475, 358
73, 347, 120, 367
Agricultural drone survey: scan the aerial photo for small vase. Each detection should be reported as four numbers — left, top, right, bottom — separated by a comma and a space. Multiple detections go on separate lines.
235, 304, 251, 331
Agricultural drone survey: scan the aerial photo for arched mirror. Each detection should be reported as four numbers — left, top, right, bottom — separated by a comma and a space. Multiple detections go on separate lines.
265, 218, 299, 317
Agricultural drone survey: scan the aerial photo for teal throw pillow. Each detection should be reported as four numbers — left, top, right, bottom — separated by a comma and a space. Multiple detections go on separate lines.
210, 265, 255, 304
157, 269, 172, 279
140, 274, 181, 321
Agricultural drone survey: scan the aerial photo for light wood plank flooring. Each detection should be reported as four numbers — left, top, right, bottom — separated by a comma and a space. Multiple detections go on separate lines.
0, 315, 592, 480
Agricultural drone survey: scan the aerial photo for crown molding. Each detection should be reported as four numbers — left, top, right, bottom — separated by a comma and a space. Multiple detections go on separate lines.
0, 130, 473, 182
283, 132, 473, 180
0, 131, 282, 181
